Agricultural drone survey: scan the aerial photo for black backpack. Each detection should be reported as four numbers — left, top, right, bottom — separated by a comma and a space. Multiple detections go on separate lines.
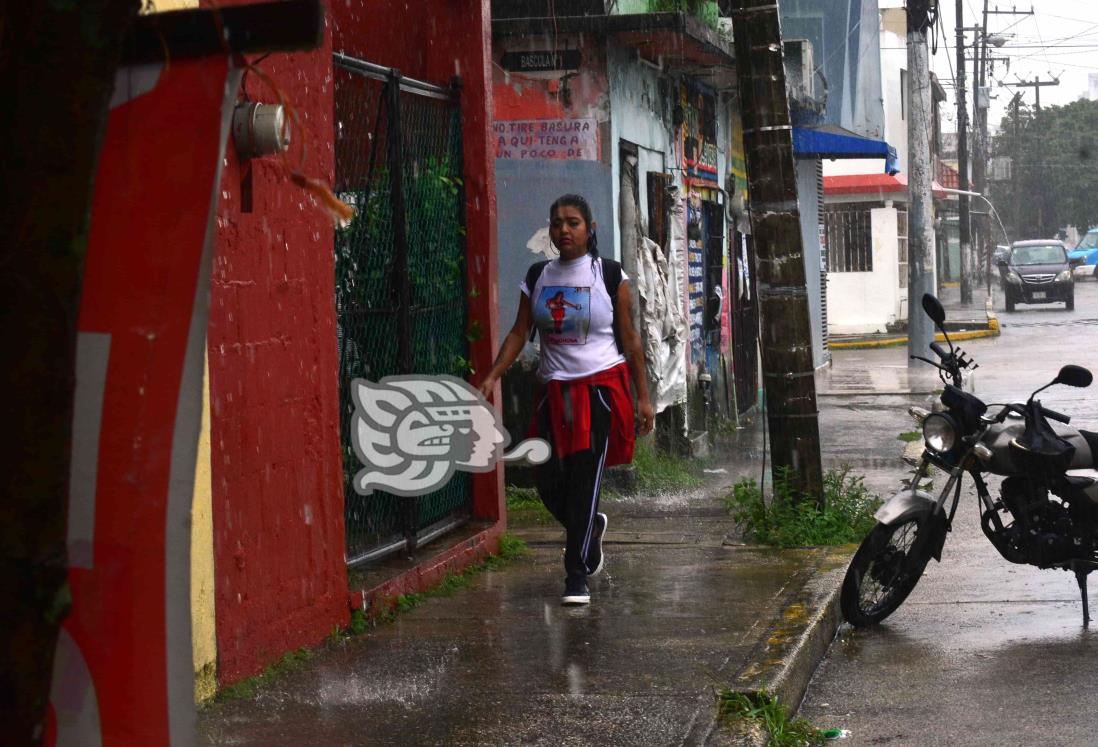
525, 256, 625, 354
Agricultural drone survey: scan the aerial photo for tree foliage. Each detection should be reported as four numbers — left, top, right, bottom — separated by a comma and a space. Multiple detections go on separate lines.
991, 98, 1098, 240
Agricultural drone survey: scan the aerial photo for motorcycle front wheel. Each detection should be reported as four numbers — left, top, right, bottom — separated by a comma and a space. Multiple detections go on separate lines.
840, 516, 932, 627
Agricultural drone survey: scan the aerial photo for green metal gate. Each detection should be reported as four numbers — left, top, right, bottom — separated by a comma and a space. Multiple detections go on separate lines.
332, 53, 472, 567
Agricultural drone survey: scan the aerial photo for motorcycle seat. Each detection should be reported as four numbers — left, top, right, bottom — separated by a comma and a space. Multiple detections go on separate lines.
1066, 469, 1098, 503
1083, 430, 1098, 468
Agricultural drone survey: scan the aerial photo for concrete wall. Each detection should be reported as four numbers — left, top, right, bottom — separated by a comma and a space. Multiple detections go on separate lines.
492, 33, 613, 357
826, 206, 902, 333
207, 0, 348, 685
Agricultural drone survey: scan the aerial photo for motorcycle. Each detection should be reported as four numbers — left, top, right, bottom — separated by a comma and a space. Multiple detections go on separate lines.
841, 293, 1098, 627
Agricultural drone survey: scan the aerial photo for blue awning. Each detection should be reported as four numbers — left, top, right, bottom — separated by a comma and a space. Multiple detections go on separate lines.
793, 125, 899, 175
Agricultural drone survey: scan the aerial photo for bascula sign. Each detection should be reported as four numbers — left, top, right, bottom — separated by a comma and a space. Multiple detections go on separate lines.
499, 49, 582, 72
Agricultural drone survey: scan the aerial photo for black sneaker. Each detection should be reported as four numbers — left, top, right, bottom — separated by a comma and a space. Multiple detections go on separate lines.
562, 576, 590, 605
586, 512, 608, 576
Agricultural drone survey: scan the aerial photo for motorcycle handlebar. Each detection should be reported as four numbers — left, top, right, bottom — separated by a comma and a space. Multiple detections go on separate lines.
930, 341, 949, 359
1041, 406, 1071, 425
995, 402, 1072, 425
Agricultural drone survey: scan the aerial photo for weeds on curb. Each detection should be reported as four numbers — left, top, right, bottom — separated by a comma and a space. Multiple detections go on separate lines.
726, 467, 880, 547
371, 532, 530, 622
215, 648, 314, 703
719, 690, 825, 747
897, 430, 922, 442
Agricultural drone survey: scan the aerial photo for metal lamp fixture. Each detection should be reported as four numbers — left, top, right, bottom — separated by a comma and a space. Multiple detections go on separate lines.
232, 102, 291, 160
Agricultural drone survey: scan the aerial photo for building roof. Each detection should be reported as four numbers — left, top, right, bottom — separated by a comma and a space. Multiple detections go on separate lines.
823, 173, 948, 200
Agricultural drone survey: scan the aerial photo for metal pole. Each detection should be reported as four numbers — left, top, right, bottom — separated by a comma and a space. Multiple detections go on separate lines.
387, 70, 418, 552
956, 0, 973, 305
729, 0, 823, 504
908, 0, 937, 363
387, 70, 413, 376
980, 0, 991, 294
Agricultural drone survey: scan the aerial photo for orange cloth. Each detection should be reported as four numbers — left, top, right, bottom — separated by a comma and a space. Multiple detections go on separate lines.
529, 363, 635, 467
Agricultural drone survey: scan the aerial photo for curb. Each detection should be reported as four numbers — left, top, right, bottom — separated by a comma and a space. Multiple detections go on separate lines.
829, 326, 999, 350
703, 547, 853, 745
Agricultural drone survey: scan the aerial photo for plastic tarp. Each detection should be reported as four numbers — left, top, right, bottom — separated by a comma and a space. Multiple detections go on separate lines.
620, 157, 687, 414
793, 125, 899, 175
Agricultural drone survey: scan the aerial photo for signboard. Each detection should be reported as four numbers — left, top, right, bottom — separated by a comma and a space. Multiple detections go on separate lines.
494, 118, 598, 161
500, 49, 582, 73
47, 57, 238, 745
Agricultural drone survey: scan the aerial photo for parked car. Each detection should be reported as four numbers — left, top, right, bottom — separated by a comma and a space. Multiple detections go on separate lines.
998, 240, 1076, 312
1069, 228, 1098, 279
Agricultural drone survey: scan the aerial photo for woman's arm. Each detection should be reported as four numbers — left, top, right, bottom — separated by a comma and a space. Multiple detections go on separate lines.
615, 280, 654, 436
477, 293, 534, 400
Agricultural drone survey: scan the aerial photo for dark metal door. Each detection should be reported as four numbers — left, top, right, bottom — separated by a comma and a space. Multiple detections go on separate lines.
332, 54, 472, 567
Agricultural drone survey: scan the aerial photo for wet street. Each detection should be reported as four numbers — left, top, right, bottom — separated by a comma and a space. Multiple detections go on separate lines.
799, 278, 1098, 746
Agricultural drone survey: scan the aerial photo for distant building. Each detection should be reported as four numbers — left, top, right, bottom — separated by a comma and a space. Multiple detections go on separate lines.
1088, 73, 1098, 101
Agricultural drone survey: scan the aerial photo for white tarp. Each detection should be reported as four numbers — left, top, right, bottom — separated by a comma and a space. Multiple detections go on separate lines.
620, 157, 687, 414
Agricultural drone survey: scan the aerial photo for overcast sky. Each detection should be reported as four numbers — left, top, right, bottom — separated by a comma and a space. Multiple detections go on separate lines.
927, 0, 1098, 132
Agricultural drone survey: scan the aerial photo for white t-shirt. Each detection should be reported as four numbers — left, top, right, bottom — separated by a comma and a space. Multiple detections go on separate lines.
520, 255, 628, 382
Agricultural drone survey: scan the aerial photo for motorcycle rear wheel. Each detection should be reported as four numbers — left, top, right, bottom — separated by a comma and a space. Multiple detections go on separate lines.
840, 517, 931, 627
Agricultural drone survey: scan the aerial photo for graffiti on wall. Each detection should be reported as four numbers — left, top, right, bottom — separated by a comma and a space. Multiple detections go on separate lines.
494, 118, 598, 161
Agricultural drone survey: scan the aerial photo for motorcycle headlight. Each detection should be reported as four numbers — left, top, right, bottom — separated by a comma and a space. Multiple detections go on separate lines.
1006, 271, 1022, 284
923, 413, 958, 452
1056, 269, 1073, 282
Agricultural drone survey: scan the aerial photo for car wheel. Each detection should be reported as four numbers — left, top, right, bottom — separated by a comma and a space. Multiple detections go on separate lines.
1093, 265, 1098, 281
1067, 292, 1075, 311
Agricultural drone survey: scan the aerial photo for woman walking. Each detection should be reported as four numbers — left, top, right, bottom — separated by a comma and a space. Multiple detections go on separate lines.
479, 194, 654, 605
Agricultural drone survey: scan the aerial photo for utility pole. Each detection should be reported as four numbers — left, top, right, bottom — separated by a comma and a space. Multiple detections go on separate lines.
908, 0, 936, 363
977, 4, 1031, 292
1010, 92, 1022, 240
956, 0, 973, 305
1008, 76, 1059, 114
728, 0, 823, 503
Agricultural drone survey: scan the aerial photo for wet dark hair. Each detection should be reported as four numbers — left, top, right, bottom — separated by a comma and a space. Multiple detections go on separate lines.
549, 193, 598, 258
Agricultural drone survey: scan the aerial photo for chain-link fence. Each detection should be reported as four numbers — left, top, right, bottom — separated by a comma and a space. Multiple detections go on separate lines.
333, 54, 472, 567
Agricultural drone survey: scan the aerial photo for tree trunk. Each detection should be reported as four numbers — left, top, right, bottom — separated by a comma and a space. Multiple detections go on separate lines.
728, 0, 824, 503
0, 2, 138, 740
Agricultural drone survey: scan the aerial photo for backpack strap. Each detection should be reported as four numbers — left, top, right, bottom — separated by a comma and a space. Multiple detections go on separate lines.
525, 260, 549, 342
600, 257, 625, 354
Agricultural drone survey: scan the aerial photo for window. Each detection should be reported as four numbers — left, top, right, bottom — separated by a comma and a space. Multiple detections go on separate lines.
824, 204, 874, 272
897, 208, 908, 287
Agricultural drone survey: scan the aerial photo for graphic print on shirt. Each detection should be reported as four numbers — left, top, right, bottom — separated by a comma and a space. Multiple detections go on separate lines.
534, 286, 591, 345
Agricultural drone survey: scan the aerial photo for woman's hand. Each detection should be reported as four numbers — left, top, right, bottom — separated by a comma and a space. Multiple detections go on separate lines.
477, 373, 498, 401
637, 398, 655, 436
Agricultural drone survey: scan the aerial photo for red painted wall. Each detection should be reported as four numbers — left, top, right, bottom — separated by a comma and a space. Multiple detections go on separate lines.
207, 1, 349, 683
333, 0, 504, 521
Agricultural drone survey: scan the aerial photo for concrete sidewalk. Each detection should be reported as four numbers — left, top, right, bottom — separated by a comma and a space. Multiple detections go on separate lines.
198, 347, 930, 746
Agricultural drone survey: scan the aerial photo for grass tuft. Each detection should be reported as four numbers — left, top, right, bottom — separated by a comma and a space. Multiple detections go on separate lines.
631, 438, 704, 494
506, 485, 555, 525
216, 648, 314, 703
897, 430, 922, 443
719, 690, 826, 746
726, 467, 881, 547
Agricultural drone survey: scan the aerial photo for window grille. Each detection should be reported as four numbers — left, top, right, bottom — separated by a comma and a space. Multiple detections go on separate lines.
824, 204, 874, 272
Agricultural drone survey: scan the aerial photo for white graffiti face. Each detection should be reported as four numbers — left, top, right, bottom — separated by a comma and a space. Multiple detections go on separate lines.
351, 375, 548, 497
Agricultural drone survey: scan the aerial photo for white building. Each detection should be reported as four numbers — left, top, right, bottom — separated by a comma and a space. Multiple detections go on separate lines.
820, 5, 947, 335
